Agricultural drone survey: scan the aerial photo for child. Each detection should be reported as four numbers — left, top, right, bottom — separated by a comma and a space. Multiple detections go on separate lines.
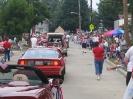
18, 42, 23, 52
106, 52, 125, 71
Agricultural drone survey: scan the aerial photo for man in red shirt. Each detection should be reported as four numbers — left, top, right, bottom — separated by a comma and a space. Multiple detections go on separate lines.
3, 38, 11, 62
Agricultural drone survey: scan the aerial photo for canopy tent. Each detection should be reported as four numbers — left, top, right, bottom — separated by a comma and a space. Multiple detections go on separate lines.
103, 29, 124, 36
55, 26, 65, 33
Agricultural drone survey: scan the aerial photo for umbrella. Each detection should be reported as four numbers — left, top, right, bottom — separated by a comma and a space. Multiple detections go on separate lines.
120, 30, 124, 34
103, 30, 113, 36
112, 29, 124, 35
106, 30, 114, 36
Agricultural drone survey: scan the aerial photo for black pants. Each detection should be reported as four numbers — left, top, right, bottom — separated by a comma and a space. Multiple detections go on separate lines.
126, 72, 132, 86
4, 49, 10, 61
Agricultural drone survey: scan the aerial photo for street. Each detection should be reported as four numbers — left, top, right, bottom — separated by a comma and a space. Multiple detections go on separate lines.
6, 41, 126, 99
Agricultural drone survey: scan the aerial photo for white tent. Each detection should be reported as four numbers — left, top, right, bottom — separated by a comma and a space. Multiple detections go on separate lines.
55, 26, 64, 33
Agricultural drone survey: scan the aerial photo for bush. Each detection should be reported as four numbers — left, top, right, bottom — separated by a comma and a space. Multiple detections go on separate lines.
130, 42, 133, 46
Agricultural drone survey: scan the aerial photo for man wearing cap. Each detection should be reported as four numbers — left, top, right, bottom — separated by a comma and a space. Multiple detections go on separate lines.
30, 35, 37, 48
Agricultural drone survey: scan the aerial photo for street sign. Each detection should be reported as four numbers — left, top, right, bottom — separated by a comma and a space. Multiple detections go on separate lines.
89, 24, 94, 30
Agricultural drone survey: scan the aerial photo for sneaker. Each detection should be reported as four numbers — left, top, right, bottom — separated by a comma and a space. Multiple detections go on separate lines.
97, 76, 100, 81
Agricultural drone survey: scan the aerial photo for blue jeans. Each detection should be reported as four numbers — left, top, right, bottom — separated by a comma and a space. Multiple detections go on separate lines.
94, 60, 104, 75
4, 49, 10, 61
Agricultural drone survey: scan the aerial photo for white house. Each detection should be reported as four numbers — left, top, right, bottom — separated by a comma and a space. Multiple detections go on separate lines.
35, 18, 51, 33
114, 14, 132, 29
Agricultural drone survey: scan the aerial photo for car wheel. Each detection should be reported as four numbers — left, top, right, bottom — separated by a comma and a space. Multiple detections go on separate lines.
65, 52, 67, 56
60, 71, 64, 80
64, 67, 66, 74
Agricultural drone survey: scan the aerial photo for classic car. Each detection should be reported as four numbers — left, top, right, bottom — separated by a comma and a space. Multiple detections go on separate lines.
47, 33, 68, 56
17, 47, 66, 80
0, 64, 63, 99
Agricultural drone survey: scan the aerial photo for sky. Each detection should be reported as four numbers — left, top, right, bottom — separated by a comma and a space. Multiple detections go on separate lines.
88, 0, 100, 10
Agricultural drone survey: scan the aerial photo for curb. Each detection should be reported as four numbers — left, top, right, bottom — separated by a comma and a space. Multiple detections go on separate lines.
105, 59, 127, 77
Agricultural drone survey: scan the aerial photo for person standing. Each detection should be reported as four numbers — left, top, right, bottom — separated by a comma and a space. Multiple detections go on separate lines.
93, 42, 105, 80
30, 35, 37, 48
3, 38, 11, 62
124, 46, 133, 86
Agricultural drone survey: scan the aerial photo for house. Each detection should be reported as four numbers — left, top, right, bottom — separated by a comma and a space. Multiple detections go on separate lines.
114, 14, 132, 29
35, 18, 52, 33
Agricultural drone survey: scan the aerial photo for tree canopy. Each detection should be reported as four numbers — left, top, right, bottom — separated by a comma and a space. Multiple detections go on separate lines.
0, 0, 51, 38
97, 0, 123, 30
0, 0, 34, 37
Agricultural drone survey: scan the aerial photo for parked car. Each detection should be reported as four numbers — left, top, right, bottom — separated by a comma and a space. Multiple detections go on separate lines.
17, 47, 66, 80
0, 65, 63, 99
47, 33, 68, 56
0, 42, 4, 53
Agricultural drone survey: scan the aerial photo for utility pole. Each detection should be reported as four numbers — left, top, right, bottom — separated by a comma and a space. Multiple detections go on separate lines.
90, 0, 92, 24
123, 0, 129, 46
78, 0, 81, 33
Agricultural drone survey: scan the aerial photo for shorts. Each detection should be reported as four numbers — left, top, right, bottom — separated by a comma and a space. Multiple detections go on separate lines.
116, 65, 123, 68
82, 43, 87, 48
32, 45, 37, 48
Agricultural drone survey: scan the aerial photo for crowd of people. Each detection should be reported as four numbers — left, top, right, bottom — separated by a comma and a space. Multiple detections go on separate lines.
71, 32, 131, 81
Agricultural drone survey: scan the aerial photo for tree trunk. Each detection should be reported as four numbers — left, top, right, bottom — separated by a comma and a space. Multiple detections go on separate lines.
32, 26, 35, 34
131, 12, 133, 42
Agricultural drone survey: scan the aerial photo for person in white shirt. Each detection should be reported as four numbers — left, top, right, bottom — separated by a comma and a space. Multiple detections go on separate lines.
74, 35, 77, 44
124, 46, 133, 86
114, 36, 119, 43
30, 35, 37, 48
93, 34, 99, 42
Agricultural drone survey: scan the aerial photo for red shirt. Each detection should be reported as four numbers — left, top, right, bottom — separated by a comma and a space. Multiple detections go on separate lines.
93, 46, 104, 60
3, 41, 11, 49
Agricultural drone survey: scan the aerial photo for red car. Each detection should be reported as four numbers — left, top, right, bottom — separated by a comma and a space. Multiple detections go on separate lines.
0, 65, 63, 99
0, 42, 5, 53
17, 47, 66, 80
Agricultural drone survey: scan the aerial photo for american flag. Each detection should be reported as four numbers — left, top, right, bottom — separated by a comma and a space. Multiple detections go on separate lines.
0, 60, 7, 70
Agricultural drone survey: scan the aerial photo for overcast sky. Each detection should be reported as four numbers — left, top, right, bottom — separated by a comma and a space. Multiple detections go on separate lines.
88, 0, 100, 10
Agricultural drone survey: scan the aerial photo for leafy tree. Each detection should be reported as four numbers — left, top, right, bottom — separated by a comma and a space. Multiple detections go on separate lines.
26, 0, 51, 33
55, 0, 90, 33
41, 0, 64, 32
128, 0, 133, 40
0, 0, 34, 38
97, 0, 123, 30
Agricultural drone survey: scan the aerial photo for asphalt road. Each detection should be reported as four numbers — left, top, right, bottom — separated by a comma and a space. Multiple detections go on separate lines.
6, 42, 126, 99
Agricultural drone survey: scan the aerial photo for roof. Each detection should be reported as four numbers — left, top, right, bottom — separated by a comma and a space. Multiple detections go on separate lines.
55, 26, 64, 33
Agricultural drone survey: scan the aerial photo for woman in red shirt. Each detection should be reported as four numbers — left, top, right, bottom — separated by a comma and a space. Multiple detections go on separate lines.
93, 42, 105, 80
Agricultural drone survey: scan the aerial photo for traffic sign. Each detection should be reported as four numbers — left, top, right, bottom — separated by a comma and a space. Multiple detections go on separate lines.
89, 24, 94, 30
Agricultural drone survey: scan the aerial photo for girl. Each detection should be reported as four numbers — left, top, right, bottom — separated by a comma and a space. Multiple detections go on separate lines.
106, 52, 125, 71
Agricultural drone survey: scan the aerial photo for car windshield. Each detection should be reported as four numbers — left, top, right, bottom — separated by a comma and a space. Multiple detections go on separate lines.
22, 49, 59, 58
0, 68, 43, 85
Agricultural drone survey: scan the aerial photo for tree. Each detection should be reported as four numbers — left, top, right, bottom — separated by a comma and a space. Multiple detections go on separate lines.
0, 0, 34, 38
55, 0, 90, 33
128, 0, 133, 40
41, 0, 64, 32
97, 0, 123, 30
26, 0, 51, 33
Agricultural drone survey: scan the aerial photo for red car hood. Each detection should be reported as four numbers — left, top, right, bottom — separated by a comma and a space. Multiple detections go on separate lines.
0, 85, 45, 97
